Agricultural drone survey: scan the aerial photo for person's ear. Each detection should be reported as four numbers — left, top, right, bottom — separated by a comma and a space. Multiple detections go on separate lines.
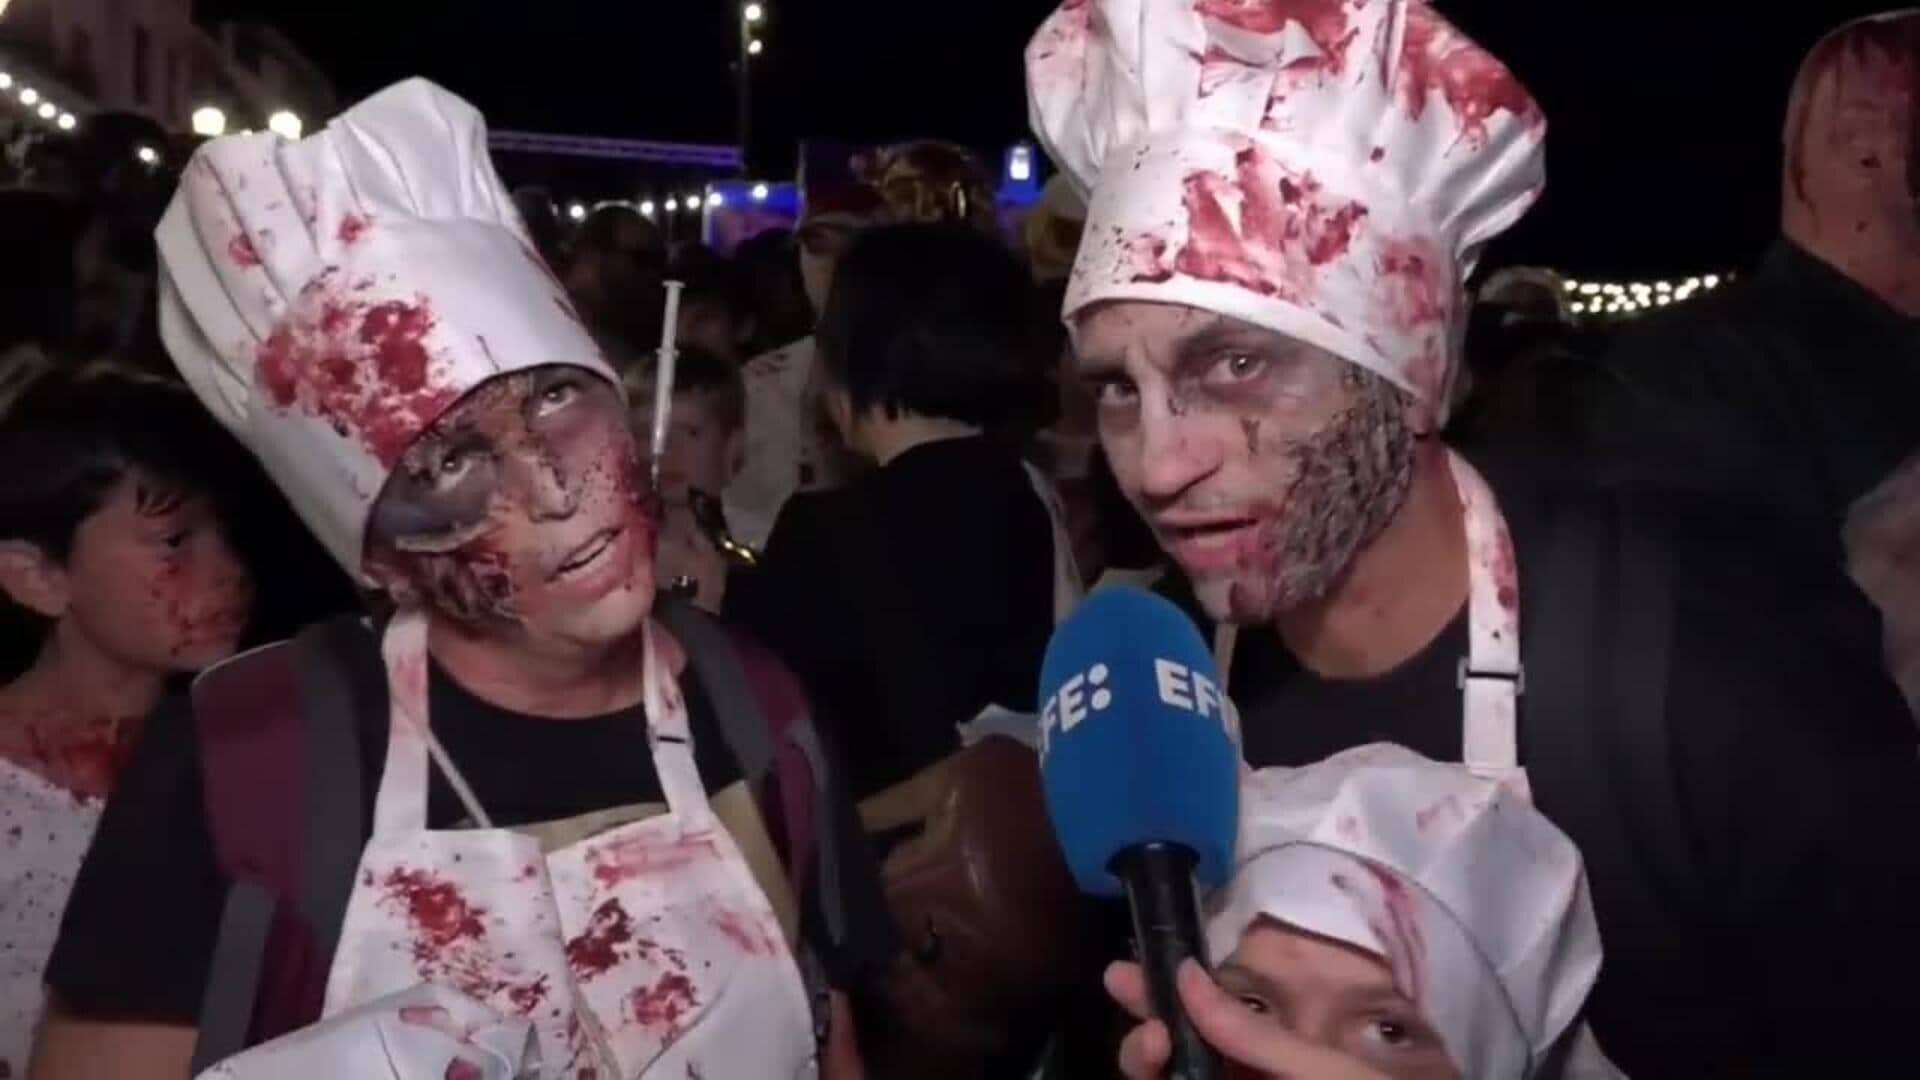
0, 541, 70, 619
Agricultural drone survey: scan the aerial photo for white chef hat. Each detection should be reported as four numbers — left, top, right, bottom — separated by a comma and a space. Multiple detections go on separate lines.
1206, 744, 1601, 1078
157, 78, 617, 579
1027, 0, 1546, 427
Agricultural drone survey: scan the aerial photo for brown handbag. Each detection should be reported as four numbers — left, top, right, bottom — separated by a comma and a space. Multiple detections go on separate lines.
857, 735, 1094, 1074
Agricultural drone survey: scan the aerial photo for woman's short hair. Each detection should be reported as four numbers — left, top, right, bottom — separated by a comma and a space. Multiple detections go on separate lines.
815, 223, 1052, 433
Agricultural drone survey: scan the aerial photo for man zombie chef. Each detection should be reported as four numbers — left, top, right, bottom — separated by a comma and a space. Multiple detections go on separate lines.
1028, 1, 1920, 1076
33, 80, 866, 1079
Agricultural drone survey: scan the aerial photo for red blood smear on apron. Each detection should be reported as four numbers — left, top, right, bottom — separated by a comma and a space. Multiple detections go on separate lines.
338, 214, 371, 247
380, 867, 488, 947
708, 908, 775, 957
588, 830, 720, 890
229, 233, 262, 268
629, 971, 699, 1031
1196, 0, 1355, 68
445, 1060, 483, 1080
507, 974, 550, 1014
567, 899, 638, 978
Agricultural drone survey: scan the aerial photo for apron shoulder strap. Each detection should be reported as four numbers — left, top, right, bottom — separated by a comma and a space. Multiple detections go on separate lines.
190, 617, 374, 1069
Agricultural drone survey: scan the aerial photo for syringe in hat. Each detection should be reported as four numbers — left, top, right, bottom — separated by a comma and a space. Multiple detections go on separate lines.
648, 279, 685, 495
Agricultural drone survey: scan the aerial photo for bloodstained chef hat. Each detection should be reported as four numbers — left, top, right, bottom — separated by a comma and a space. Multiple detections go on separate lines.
1207, 744, 1602, 1078
1027, 0, 1547, 426
157, 78, 616, 579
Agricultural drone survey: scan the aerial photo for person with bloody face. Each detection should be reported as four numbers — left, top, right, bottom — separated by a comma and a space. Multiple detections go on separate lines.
0, 369, 254, 1080
32, 81, 862, 1080
1595, 11, 1920, 547
1029, 1, 1920, 1076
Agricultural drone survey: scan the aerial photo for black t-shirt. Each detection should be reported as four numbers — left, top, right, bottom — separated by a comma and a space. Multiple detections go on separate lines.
727, 436, 1057, 801
1169, 465, 1920, 1079
46, 625, 744, 1023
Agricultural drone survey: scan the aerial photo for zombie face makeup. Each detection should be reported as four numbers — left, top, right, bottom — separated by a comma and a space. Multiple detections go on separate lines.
59, 473, 254, 672
367, 366, 657, 649
1218, 918, 1460, 1080
1787, 15, 1920, 228
1074, 302, 1413, 624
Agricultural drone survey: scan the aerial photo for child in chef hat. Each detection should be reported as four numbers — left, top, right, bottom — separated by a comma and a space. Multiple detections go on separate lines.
1107, 743, 1618, 1079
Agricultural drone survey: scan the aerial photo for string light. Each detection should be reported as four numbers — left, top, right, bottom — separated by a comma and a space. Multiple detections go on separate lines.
56, 111, 75, 130
639, 200, 656, 216
136, 145, 161, 166
567, 202, 587, 222
0, 73, 13, 90
747, 39, 764, 56
665, 198, 680, 213
751, 183, 769, 201
744, 2, 765, 22
706, 192, 724, 208
19, 87, 37, 105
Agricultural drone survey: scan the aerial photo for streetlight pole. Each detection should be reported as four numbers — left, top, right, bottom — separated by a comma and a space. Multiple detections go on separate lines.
738, 4, 764, 176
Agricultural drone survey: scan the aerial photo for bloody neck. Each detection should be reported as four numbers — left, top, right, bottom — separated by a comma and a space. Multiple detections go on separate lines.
1273, 441, 1470, 680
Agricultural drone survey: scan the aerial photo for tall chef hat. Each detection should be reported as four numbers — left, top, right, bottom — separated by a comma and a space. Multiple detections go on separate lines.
157, 78, 617, 578
1028, 0, 1546, 427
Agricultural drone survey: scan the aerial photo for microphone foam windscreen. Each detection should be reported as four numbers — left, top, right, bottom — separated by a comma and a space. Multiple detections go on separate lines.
1039, 586, 1240, 896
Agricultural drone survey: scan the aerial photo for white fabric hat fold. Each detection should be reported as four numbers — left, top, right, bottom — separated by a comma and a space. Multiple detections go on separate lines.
157, 78, 616, 578
1027, 0, 1546, 426
1206, 744, 1601, 1078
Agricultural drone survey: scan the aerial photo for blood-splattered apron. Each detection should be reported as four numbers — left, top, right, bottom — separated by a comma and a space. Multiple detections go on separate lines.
321, 609, 817, 1079
1216, 451, 1528, 795
0, 758, 102, 1078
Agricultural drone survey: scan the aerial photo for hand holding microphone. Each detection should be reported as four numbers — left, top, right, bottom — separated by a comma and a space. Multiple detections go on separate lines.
1038, 587, 1240, 1080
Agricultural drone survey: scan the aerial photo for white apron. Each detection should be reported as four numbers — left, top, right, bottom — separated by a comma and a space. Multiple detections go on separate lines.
320, 610, 816, 1079
0, 759, 103, 1078
1217, 451, 1625, 1076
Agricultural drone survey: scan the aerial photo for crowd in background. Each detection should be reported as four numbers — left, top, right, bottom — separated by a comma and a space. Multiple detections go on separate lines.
2, 6, 1919, 1078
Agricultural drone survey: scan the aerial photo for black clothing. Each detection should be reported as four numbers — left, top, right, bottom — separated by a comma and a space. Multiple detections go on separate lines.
728, 436, 1056, 801
1593, 238, 1920, 544
1168, 454, 1920, 1079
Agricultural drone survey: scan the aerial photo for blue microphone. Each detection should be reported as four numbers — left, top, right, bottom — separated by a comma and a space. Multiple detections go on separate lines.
1039, 586, 1238, 1080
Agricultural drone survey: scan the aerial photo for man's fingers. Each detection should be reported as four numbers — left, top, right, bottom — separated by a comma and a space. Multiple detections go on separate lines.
1176, 960, 1390, 1079
1117, 1017, 1172, 1080
1103, 960, 1152, 1021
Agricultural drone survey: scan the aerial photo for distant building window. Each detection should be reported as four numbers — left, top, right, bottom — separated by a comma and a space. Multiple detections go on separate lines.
133, 24, 152, 105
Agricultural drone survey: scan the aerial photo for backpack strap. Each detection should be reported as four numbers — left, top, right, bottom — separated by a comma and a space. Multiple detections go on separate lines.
191, 641, 302, 1073
190, 619, 373, 1069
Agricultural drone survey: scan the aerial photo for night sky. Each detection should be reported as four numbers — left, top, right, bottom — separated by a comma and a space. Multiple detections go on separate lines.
200, 1, 1892, 278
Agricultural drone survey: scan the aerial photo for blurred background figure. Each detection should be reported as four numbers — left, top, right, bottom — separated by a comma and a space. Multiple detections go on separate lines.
1847, 452, 1920, 722
729, 222, 1083, 1077
1449, 266, 1606, 463
511, 185, 565, 269
859, 139, 1000, 233
732, 227, 816, 359
669, 250, 756, 365
563, 201, 669, 349
0, 369, 254, 1079
726, 157, 887, 550
624, 343, 750, 613
1593, 10, 1920, 554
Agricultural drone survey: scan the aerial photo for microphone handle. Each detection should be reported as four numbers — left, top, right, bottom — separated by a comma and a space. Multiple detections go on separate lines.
1112, 842, 1223, 1080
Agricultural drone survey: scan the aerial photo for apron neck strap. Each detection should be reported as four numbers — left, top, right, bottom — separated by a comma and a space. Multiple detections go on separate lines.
1446, 452, 1526, 789
375, 609, 493, 834
643, 618, 714, 830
